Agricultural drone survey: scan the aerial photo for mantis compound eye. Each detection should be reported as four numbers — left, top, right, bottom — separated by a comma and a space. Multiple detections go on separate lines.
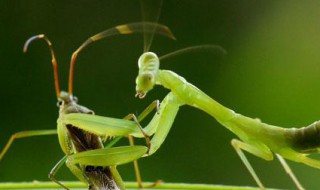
135, 72, 155, 99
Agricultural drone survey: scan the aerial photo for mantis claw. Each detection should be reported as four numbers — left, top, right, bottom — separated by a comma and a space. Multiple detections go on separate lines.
155, 100, 160, 114
145, 134, 151, 155
135, 92, 146, 99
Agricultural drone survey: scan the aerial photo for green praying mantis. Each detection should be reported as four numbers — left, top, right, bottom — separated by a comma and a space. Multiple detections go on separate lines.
0, 22, 180, 190
132, 27, 320, 190
119, 2, 320, 189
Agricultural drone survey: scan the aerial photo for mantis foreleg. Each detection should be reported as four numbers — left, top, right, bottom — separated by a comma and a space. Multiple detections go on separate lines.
123, 100, 159, 188
143, 92, 181, 155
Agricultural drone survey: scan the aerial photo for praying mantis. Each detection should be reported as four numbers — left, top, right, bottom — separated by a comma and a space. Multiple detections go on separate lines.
132, 23, 320, 190
98, 2, 319, 189
0, 22, 178, 190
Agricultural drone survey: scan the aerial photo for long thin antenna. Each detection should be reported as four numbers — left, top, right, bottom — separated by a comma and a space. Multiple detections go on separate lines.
140, 0, 164, 52
23, 34, 61, 98
68, 22, 175, 95
159, 45, 226, 61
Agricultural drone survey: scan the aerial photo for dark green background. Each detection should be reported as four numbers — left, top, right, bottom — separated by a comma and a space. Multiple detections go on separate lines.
1, 0, 320, 189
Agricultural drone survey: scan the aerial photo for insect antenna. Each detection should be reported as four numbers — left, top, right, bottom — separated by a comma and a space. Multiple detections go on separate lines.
68, 22, 175, 95
159, 44, 227, 61
23, 34, 61, 99
140, 0, 164, 52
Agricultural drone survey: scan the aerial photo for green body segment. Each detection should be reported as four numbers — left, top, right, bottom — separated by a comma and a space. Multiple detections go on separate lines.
284, 121, 320, 154
157, 69, 307, 158
159, 69, 320, 156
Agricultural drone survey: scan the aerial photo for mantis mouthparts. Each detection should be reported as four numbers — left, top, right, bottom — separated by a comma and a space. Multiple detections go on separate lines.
135, 92, 146, 99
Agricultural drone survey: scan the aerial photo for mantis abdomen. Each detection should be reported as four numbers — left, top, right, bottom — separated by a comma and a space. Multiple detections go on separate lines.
286, 121, 320, 154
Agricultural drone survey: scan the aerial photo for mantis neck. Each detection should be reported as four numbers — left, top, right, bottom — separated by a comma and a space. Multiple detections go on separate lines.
158, 70, 237, 123
157, 70, 288, 149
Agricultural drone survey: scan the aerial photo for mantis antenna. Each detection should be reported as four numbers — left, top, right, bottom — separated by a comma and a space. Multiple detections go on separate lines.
23, 34, 61, 99
159, 44, 227, 61
140, 0, 164, 52
68, 22, 176, 95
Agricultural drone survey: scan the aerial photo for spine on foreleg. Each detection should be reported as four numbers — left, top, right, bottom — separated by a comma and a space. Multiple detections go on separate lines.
147, 92, 181, 155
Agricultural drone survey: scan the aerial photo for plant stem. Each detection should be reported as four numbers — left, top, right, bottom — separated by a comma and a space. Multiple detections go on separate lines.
0, 181, 280, 190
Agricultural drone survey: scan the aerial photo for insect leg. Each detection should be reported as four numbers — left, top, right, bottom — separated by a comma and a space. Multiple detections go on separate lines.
48, 155, 81, 190
127, 135, 143, 188
126, 135, 162, 188
136, 100, 160, 121
124, 113, 150, 152
144, 93, 181, 155
109, 166, 126, 190
276, 154, 305, 190
296, 154, 320, 169
0, 129, 57, 161
123, 101, 161, 149
122, 100, 159, 188
231, 139, 273, 190
66, 145, 147, 190
105, 99, 159, 189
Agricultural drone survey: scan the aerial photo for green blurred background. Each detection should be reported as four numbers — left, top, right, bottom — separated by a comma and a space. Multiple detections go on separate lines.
1, 0, 320, 189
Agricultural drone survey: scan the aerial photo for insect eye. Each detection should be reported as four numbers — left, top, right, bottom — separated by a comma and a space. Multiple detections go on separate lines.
143, 73, 153, 82
73, 96, 78, 102
56, 100, 63, 107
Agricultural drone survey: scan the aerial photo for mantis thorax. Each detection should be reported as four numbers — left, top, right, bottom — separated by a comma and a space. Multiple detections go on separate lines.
135, 52, 160, 98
